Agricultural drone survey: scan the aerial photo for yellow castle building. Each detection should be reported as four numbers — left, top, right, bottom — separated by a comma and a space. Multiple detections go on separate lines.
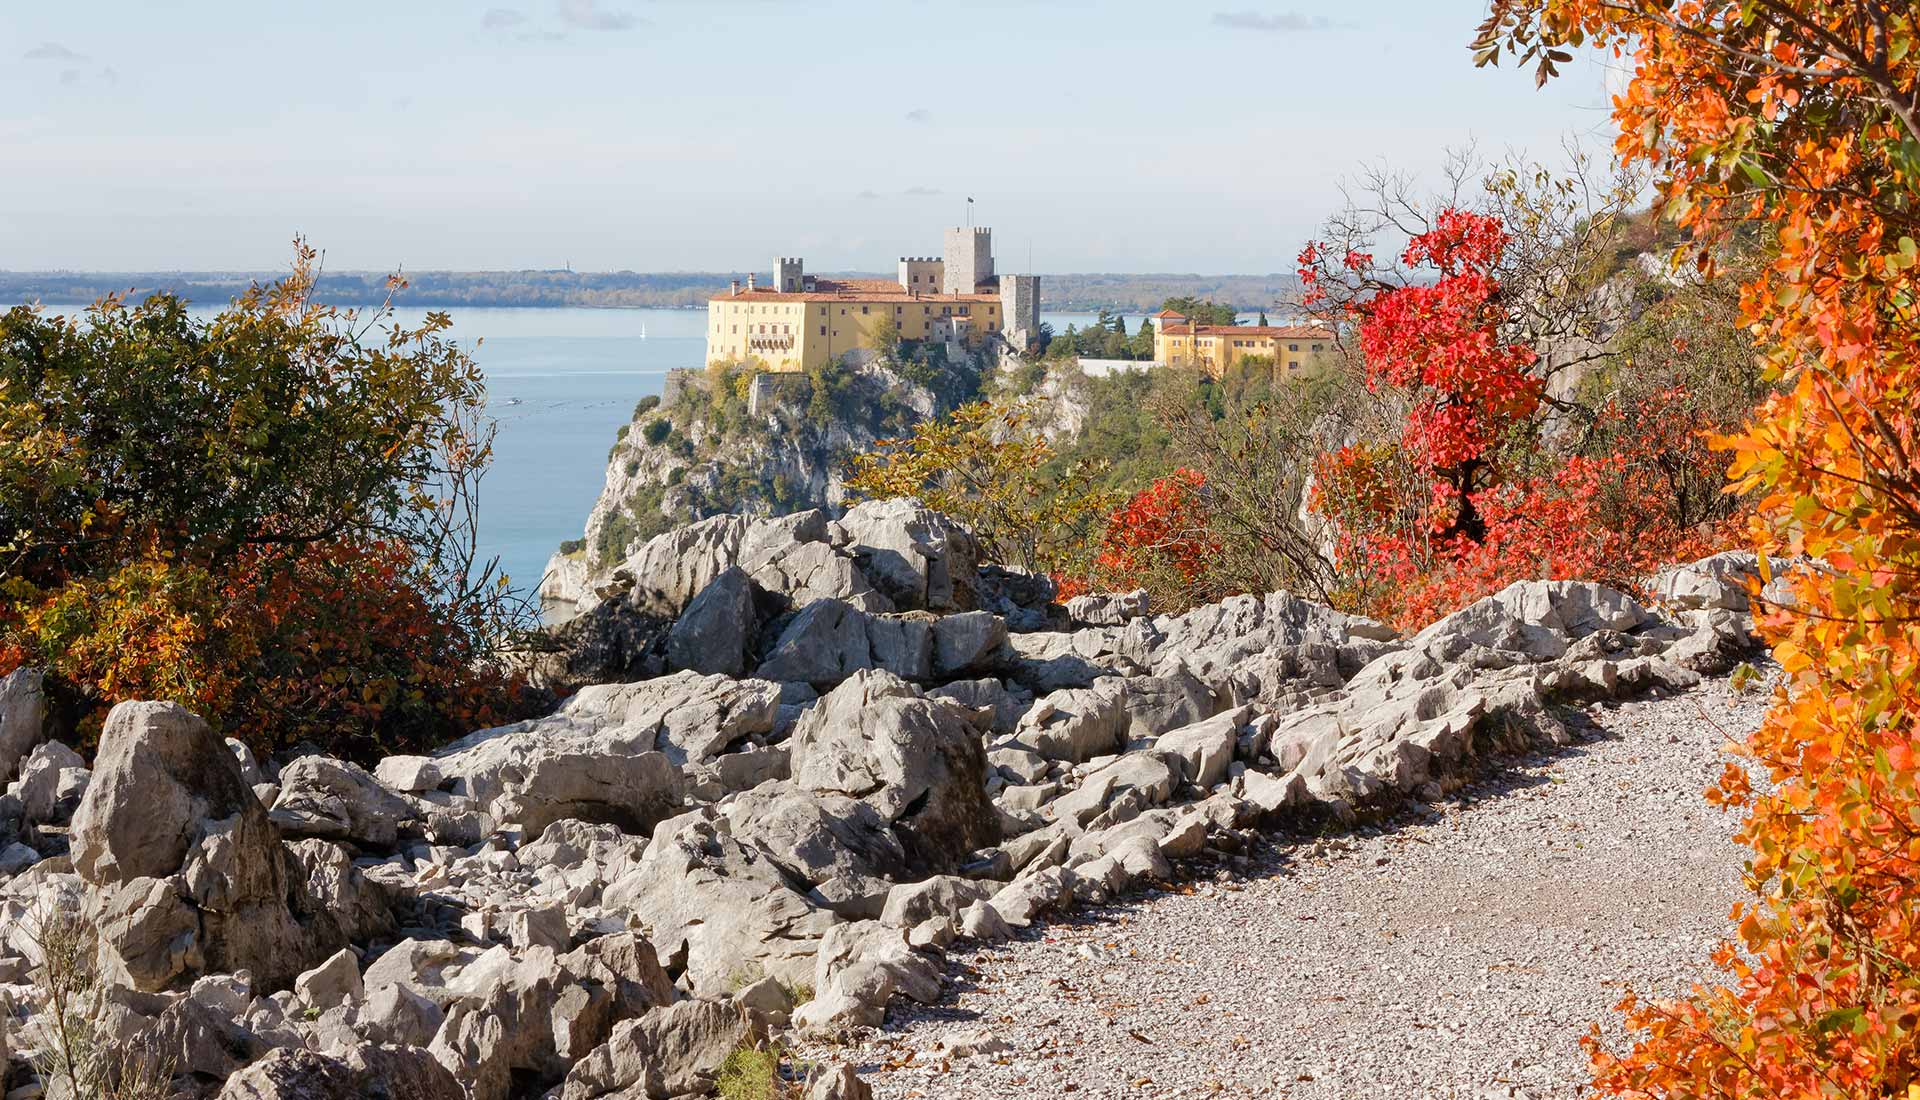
706, 227, 1041, 372
1153, 310, 1336, 377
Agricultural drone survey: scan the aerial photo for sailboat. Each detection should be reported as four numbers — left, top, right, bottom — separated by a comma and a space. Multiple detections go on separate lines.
640, 322, 648, 340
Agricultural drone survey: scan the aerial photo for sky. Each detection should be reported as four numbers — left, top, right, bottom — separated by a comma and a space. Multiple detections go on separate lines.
0, 1, 1622, 275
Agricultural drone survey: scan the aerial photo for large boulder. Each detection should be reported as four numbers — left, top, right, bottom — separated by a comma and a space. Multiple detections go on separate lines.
269, 756, 420, 850
1648, 551, 1760, 612
790, 671, 999, 872
0, 668, 45, 784
723, 788, 909, 918
435, 673, 781, 829
218, 1044, 462, 1100
838, 498, 980, 612
667, 565, 758, 677
1011, 680, 1130, 763
69, 701, 379, 991
620, 510, 888, 619
1413, 580, 1647, 662
754, 600, 933, 687
602, 820, 839, 994
559, 998, 765, 1100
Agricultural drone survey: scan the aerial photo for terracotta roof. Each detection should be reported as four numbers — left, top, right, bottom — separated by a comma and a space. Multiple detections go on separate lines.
1162, 322, 1333, 339
1154, 309, 1187, 319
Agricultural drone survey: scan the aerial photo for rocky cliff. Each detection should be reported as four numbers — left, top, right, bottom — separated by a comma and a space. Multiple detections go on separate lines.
0, 495, 1767, 1099
543, 344, 998, 614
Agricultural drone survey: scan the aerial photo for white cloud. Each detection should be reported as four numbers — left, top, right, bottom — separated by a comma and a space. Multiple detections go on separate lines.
24, 42, 88, 61
1211, 10, 1334, 32
557, 0, 638, 31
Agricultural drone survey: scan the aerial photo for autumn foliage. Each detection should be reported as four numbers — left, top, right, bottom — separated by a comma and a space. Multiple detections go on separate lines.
1292, 204, 1741, 629
1087, 468, 1219, 608
0, 245, 530, 761
1476, 1, 1920, 1096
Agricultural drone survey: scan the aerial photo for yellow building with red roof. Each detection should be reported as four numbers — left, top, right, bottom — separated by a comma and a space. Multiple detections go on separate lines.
706, 227, 1039, 372
1153, 309, 1335, 377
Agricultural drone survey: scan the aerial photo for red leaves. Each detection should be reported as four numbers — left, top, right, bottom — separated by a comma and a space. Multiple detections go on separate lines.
1088, 468, 1218, 598
1351, 212, 1544, 480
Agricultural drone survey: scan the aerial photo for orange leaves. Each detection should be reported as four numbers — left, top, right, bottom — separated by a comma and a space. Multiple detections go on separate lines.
1, 537, 525, 763
1479, 2, 1920, 1095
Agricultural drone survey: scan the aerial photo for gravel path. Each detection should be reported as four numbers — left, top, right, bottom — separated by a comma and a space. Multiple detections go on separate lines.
811, 676, 1771, 1100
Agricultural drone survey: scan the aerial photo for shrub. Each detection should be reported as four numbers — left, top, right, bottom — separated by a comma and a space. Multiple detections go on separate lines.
633, 393, 661, 418
642, 418, 672, 446
0, 241, 530, 761
845, 401, 1120, 577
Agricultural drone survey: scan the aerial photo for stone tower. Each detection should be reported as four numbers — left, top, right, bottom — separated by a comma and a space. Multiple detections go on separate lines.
942, 227, 993, 295
774, 256, 805, 294
999, 274, 1041, 351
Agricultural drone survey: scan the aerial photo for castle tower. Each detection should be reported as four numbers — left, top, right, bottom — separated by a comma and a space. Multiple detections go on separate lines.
942, 227, 993, 295
999, 274, 1041, 351
774, 256, 805, 293
897, 256, 944, 293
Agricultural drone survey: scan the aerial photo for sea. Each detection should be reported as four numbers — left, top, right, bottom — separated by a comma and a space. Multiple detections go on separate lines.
123, 304, 1134, 596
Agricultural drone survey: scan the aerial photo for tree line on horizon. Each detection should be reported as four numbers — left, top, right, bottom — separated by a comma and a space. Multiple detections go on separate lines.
0, 269, 1304, 315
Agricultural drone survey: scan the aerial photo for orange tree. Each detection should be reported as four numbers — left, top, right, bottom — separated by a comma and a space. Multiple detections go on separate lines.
1478, 2, 1920, 1095
0, 242, 530, 760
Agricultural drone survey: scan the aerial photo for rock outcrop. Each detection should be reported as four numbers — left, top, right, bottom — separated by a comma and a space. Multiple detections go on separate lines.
0, 499, 1768, 1100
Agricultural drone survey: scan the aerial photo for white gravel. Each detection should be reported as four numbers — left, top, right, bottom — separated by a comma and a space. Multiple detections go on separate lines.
807, 675, 1770, 1099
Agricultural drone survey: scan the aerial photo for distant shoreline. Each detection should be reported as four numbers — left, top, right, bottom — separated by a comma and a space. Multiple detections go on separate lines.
0, 269, 1303, 315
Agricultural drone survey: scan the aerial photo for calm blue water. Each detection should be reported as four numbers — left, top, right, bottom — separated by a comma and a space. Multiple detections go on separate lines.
128, 304, 1121, 594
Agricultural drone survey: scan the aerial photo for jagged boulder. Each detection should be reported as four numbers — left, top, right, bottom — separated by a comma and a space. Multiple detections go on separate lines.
666, 565, 757, 677
753, 600, 933, 686
70, 701, 385, 991
838, 498, 980, 612
559, 998, 765, 1100
723, 788, 909, 918
270, 756, 420, 850
601, 820, 839, 993
0, 667, 45, 784
218, 1044, 462, 1100
434, 673, 780, 830
1649, 550, 1761, 611
790, 671, 999, 872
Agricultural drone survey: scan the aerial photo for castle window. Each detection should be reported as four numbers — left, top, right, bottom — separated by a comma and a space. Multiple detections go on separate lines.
1289, 343, 1299, 351
1312, 344, 1323, 351
1288, 360, 1300, 369
819, 325, 826, 336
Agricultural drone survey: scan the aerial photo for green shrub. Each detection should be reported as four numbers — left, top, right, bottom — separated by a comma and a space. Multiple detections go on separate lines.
642, 418, 672, 446
633, 393, 661, 418
715, 1046, 780, 1100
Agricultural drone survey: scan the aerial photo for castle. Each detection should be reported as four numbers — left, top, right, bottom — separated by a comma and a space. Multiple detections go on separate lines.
705, 226, 1041, 372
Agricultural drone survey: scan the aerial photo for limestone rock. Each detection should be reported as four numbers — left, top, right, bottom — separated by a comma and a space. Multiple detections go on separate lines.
0, 667, 45, 785
790, 671, 999, 873
71, 701, 359, 991
1013, 680, 1130, 763
667, 565, 757, 677
931, 611, 1008, 677
270, 756, 419, 850
602, 820, 838, 994
11, 739, 88, 824
559, 998, 765, 1100
838, 497, 980, 612
722, 788, 908, 918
